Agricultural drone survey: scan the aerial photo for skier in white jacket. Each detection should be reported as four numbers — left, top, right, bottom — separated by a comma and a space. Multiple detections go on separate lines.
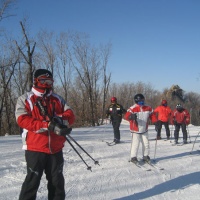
124, 94, 156, 164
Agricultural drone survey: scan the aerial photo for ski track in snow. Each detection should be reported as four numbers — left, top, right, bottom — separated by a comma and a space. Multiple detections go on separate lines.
0, 122, 200, 199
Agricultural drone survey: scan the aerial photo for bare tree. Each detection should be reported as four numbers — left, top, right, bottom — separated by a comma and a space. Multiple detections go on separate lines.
100, 43, 111, 124
70, 33, 102, 126
56, 32, 73, 101
0, 0, 16, 22
15, 21, 36, 91
0, 43, 19, 135
37, 30, 56, 74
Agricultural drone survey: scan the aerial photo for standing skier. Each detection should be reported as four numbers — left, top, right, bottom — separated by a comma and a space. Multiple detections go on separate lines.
153, 100, 172, 140
15, 69, 75, 200
172, 104, 190, 144
124, 94, 156, 164
106, 97, 126, 144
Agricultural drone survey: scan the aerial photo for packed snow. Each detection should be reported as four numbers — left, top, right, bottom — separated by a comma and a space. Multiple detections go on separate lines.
0, 120, 200, 200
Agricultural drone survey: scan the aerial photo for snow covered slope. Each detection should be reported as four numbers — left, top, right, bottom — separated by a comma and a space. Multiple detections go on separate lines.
0, 121, 200, 200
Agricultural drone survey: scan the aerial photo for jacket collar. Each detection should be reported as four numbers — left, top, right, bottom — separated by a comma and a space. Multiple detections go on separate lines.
32, 87, 52, 97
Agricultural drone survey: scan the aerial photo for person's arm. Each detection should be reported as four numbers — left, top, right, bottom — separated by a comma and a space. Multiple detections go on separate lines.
184, 109, 190, 125
62, 109, 75, 126
171, 111, 177, 125
122, 106, 127, 114
15, 94, 49, 132
105, 106, 110, 118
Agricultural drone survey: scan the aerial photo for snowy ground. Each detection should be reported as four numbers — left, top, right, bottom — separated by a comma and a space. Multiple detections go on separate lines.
1, 120, 200, 200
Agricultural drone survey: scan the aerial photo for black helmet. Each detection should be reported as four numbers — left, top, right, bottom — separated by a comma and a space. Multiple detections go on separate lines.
33, 69, 53, 89
176, 104, 183, 111
134, 93, 145, 103
176, 104, 182, 109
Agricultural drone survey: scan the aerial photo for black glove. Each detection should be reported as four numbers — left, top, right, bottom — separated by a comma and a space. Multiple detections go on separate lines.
48, 117, 72, 136
128, 113, 137, 121
173, 120, 177, 125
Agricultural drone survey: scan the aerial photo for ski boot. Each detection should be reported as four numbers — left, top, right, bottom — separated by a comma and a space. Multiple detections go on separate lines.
130, 157, 138, 164
183, 140, 187, 144
174, 140, 178, 144
143, 155, 151, 164
114, 139, 120, 144
156, 136, 162, 140
167, 136, 170, 140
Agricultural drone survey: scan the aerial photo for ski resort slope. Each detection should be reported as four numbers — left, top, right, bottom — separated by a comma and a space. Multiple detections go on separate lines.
0, 120, 200, 200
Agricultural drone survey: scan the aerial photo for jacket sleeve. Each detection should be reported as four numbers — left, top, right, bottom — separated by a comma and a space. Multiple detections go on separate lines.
122, 106, 127, 114
57, 97, 75, 125
105, 106, 110, 118
150, 112, 157, 123
168, 107, 172, 116
153, 107, 158, 113
170, 110, 175, 125
62, 109, 75, 125
184, 109, 190, 125
124, 109, 131, 121
15, 94, 49, 132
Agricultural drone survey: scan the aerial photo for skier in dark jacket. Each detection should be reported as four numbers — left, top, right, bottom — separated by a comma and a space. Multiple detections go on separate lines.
106, 97, 126, 143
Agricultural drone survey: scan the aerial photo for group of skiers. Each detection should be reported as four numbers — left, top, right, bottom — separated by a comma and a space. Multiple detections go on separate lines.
106, 94, 190, 164
14, 68, 191, 200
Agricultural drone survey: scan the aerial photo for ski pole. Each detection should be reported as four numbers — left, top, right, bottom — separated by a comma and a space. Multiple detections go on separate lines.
153, 138, 158, 162
65, 136, 92, 171
102, 118, 107, 142
67, 134, 100, 166
190, 131, 200, 154
170, 125, 174, 143
128, 132, 134, 162
187, 125, 191, 143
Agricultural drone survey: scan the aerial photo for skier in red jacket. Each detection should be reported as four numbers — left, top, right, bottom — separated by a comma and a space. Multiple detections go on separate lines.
172, 104, 190, 144
153, 100, 172, 140
15, 69, 75, 200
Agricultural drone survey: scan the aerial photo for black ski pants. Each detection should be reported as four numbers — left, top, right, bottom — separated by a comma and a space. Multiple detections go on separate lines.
156, 120, 170, 137
174, 123, 187, 141
19, 150, 65, 200
111, 119, 121, 141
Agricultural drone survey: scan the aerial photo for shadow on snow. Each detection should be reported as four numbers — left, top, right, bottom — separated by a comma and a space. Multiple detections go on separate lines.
114, 171, 200, 200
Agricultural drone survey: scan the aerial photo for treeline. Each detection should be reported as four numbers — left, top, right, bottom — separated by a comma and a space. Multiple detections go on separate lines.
1, 5, 200, 135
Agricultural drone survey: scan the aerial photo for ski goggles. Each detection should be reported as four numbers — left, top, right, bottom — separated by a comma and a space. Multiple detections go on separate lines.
38, 78, 54, 85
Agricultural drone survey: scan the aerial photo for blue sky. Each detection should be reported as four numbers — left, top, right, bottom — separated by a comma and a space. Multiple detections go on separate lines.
2, 0, 200, 93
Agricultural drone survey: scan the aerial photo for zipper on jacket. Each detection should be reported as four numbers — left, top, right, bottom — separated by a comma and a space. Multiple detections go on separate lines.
48, 130, 52, 154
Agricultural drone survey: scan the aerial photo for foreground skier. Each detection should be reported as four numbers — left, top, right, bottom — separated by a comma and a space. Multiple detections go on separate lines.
15, 69, 75, 200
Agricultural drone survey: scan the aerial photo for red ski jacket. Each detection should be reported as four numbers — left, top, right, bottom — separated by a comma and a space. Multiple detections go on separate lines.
172, 109, 190, 125
15, 87, 75, 154
153, 105, 172, 123
124, 104, 157, 134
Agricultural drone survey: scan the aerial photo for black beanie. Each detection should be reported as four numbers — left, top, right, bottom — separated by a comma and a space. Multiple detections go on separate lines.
34, 69, 53, 78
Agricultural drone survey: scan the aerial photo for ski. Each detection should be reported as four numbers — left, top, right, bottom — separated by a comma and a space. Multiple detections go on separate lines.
177, 143, 184, 146
132, 162, 152, 171
164, 139, 169, 141
107, 142, 116, 146
145, 161, 164, 170
172, 143, 184, 146
105, 140, 123, 146
171, 142, 179, 146
106, 141, 116, 146
164, 137, 171, 141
